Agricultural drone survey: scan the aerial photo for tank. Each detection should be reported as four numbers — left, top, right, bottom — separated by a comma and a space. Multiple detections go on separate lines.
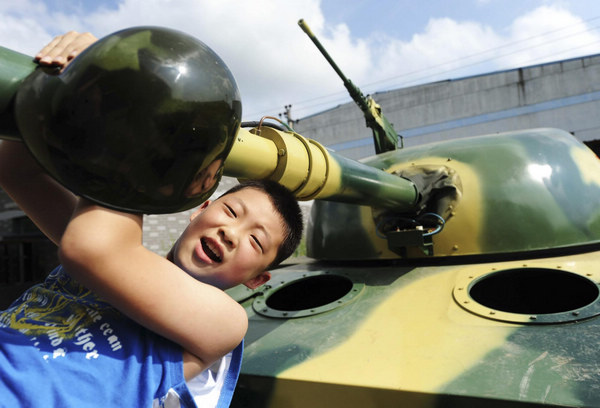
227, 125, 600, 408
3, 24, 600, 408
223, 22, 600, 408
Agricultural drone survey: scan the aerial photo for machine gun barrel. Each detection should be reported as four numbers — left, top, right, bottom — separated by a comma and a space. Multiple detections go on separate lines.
298, 19, 369, 112
224, 124, 418, 211
298, 19, 400, 153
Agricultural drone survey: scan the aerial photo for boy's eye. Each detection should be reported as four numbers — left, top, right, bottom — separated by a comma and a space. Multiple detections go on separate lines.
251, 235, 264, 253
224, 204, 237, 218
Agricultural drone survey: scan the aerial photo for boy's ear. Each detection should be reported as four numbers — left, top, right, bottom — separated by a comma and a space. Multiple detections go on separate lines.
243, 271, 271, 289
190, 200, 211, 221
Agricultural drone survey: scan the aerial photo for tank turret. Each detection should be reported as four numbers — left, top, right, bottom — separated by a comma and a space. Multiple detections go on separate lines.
308, 127, 600, 260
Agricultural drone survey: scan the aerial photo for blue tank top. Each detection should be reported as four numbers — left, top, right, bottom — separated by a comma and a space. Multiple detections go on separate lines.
0, 266, 242, 407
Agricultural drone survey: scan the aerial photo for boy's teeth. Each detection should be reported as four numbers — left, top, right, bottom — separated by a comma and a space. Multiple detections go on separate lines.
201, 238, 222, 262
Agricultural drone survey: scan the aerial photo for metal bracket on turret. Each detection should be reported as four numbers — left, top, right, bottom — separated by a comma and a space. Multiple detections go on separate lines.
376, 162, 462, 258
386, 229, 434, 257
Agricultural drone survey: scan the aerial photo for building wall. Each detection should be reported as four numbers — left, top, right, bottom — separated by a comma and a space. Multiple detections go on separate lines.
0, 188, 60, 308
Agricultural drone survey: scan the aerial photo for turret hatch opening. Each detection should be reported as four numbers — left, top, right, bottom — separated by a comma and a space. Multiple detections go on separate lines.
454, 267, 600, 324
252, 272, 364, 319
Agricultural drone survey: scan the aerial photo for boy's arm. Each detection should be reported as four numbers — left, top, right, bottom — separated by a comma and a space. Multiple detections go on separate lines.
0, 141, 78, 245
0, 31, 98, 245
3, 31, 246, 369
59, 200, 248, 369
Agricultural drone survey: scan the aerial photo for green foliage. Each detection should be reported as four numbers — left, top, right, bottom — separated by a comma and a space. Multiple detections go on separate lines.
292, 236, 307, 257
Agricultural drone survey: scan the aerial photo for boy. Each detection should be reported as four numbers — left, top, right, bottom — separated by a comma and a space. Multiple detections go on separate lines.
0, 32, 303, 407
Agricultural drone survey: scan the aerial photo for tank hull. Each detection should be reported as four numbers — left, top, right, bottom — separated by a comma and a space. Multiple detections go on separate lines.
230, 248, 600, 407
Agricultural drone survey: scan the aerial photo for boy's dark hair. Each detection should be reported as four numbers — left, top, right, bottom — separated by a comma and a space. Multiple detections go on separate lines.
220, 180, 303, 269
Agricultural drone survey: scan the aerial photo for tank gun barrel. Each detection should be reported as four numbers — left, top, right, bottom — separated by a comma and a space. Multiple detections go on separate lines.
0, 38, 418, 213
298, 19, 401, 152
224, 124, 418, 211
0, 47, 36, 141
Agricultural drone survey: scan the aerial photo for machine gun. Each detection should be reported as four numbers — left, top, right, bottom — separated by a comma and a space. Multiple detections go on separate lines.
298, 19, 402, 153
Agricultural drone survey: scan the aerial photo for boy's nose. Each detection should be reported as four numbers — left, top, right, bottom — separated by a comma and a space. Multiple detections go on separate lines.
219, 227, 237, 248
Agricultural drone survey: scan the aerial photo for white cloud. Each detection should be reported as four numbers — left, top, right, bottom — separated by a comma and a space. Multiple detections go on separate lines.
500, 5, 600, 68
1, 16, 48, 55
2, 1, 599, 121
365, 18, 503, 91
324, 4, 600, 106
75, 0, 342, 119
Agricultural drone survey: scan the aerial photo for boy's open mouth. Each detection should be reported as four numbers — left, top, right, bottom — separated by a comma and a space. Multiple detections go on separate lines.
201, 238, 222, 263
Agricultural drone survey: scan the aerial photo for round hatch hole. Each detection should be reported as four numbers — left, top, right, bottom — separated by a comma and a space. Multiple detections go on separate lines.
454, 267, 600, 324
253, 273, 363, 318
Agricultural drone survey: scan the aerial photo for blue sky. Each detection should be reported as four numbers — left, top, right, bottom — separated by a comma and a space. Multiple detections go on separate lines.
3, 0, 600, 121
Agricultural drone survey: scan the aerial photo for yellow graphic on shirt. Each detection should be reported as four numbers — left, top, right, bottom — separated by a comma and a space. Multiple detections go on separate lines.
0, 268, 124, 359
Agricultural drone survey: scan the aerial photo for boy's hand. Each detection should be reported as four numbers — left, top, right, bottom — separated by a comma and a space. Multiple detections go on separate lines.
35, 31, 98, 68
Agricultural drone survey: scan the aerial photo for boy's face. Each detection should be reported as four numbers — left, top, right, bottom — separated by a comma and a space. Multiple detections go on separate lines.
171, 187, 284, 290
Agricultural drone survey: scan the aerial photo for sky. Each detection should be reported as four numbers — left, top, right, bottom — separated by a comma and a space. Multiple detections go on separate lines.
3, 0, 600, 122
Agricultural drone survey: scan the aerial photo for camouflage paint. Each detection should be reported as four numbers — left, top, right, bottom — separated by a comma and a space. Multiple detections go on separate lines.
231, 250, 600, 407
231, 128, 600, 407
225, 126, 418, 210
3, 27, 242, 214
308, 128, 600, 260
